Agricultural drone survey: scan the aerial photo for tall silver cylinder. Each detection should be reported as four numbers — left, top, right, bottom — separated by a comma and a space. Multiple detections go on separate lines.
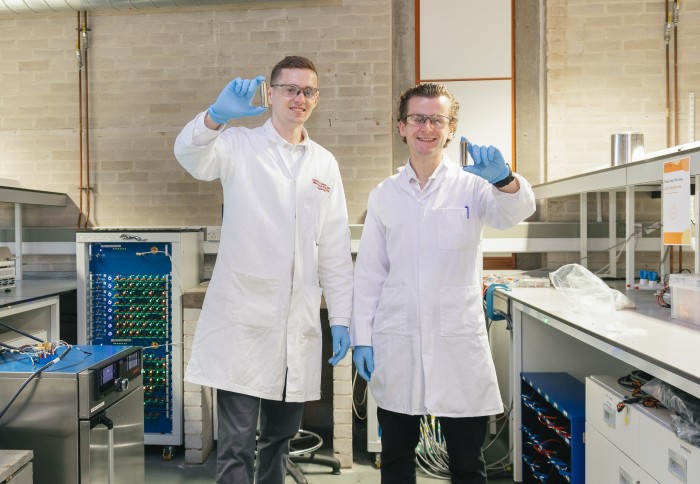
460, 137, 468, 167
611, 133, 644, 166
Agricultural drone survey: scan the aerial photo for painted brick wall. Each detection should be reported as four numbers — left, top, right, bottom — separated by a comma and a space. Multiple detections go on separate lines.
543, 1, 698, 274
546, 0, 699, 182
0, 0, 392, 229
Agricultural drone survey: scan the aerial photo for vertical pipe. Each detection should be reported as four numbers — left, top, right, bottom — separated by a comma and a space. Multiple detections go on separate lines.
665, 0, 671, 147
83, 11, 91, 228
673, 0, 679, 146
77, 12, 84, 230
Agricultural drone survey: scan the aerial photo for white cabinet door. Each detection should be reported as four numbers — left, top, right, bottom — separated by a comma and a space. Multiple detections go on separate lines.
586, 423, 658, 484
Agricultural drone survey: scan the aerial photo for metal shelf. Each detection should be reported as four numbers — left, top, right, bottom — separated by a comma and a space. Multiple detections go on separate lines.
531, 141, 700, 285
0, 186, 67, 207
532, 141, 700, 200
1, 184, 68, 280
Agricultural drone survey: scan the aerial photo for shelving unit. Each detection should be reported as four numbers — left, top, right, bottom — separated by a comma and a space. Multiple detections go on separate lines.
531, 141, 700, 285
0, 184, 68, 280
521, 372, 585, 483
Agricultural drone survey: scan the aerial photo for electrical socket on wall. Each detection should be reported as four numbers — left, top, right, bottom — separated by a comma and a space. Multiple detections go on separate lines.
206, 226, 221, 241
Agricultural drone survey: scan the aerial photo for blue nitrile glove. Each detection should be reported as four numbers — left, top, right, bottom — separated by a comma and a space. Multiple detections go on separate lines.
208, 76, 267, 124
464, 143, 510, 184
328, 325, 350, 366
353, 346, 374, 382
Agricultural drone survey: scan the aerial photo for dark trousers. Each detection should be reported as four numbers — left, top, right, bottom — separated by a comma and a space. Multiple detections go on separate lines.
216, 389, 304, 484
377, 406, 488, 484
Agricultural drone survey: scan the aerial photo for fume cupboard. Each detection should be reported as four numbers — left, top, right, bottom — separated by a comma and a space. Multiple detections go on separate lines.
76, 229, 203, 447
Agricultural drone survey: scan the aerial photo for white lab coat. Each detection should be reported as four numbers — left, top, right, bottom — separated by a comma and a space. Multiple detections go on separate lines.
175, 114, 353, 402
351, 158, 536, 417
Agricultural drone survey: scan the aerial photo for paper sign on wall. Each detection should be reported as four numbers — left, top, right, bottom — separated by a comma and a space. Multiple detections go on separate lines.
662, 157, 691, 245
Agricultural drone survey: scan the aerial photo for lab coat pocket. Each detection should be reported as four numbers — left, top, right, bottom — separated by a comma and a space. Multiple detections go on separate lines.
434, 207, 479, 250
374, 286, 408, 335
439, 286, 482, 337
226, 270, 281, 330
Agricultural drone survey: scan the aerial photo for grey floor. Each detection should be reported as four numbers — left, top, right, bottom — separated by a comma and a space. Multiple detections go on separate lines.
144, 438, 514, 483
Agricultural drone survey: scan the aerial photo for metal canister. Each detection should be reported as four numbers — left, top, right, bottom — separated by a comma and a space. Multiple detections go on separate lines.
460, 136, 468, 167
257, 80, 268, 108
611, 133, 644, 166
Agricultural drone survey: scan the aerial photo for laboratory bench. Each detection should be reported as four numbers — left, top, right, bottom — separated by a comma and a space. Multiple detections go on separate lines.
493, 284, 700, 482
0, 450, 33, 484
0, 279, 77, 346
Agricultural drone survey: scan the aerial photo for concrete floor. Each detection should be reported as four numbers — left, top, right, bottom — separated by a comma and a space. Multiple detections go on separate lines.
144, 442, 514, 483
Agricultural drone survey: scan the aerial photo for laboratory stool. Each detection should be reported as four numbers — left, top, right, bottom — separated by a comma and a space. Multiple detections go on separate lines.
286, 429, 340, 483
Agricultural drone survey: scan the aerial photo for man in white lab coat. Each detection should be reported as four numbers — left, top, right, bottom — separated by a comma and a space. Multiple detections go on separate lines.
351, 83, 536, 483
174, 56, 353, 484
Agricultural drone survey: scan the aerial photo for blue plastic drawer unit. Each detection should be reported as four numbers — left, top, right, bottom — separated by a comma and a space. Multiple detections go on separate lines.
521, 372, 585, 483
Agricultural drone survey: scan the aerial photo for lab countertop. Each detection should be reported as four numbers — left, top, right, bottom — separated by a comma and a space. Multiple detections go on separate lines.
502, 284, 700, 392
0, 279, 77, 308
0, 449, 33, 481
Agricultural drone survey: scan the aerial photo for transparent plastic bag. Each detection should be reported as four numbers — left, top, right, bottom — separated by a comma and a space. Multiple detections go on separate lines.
549, 264, 635, 314
670, 413, 700, 446
642, 378, 700, 427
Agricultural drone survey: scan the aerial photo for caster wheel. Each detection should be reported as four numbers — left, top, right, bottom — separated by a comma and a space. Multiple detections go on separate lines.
162, 446, 174, 461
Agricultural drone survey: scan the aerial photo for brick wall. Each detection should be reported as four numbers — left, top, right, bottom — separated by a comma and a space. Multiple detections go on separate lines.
546, 0, 700, 181
0, 0, 392, 229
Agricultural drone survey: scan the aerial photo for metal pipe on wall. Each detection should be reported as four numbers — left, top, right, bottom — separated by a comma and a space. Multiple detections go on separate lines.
673, 0, 680, 146
76, 12, 84, 229
82, 11, 91, 229
76, 11, 91, 229
665, 0, 671, 147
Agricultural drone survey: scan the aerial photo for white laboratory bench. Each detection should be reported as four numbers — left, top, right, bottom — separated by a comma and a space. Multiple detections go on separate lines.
0, 279, 77, 346
494, 285, 700, 482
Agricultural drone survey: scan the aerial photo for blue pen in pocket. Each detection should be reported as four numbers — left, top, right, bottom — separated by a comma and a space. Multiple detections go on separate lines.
464, 205, 470, 219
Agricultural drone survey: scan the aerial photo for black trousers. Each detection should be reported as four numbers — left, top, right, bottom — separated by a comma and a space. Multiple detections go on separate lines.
377, 407, 488, 484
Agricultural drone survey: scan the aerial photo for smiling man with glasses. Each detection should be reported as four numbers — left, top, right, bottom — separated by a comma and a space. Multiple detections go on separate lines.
351, 82, 536, 484
174, 56, 353, 484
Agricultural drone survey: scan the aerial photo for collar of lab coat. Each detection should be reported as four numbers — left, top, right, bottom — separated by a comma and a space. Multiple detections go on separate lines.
263, 118, 311, 150
398, 153, 454, 197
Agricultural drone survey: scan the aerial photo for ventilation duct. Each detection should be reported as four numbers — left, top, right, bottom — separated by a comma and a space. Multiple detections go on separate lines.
0, 0, 271, 15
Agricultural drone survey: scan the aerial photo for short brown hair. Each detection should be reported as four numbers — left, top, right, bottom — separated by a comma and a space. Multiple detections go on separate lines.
397, 83, 459, 145
270, 56, 318, 84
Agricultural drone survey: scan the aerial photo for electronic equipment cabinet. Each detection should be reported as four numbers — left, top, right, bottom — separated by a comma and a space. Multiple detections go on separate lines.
521, 372, 585, 483
76, 229, 203, 448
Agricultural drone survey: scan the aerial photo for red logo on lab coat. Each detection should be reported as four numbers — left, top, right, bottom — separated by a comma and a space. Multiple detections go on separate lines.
312, 178, 330, 192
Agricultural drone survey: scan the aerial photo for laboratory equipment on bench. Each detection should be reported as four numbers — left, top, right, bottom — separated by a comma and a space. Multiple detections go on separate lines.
0, 344, 144, 484
0, 247, 15, 291
76, 229, 203, 449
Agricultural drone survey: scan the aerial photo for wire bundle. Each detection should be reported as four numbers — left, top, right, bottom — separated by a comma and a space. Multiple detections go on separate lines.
414, 405, 513, 480
0, 341, 74, 422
